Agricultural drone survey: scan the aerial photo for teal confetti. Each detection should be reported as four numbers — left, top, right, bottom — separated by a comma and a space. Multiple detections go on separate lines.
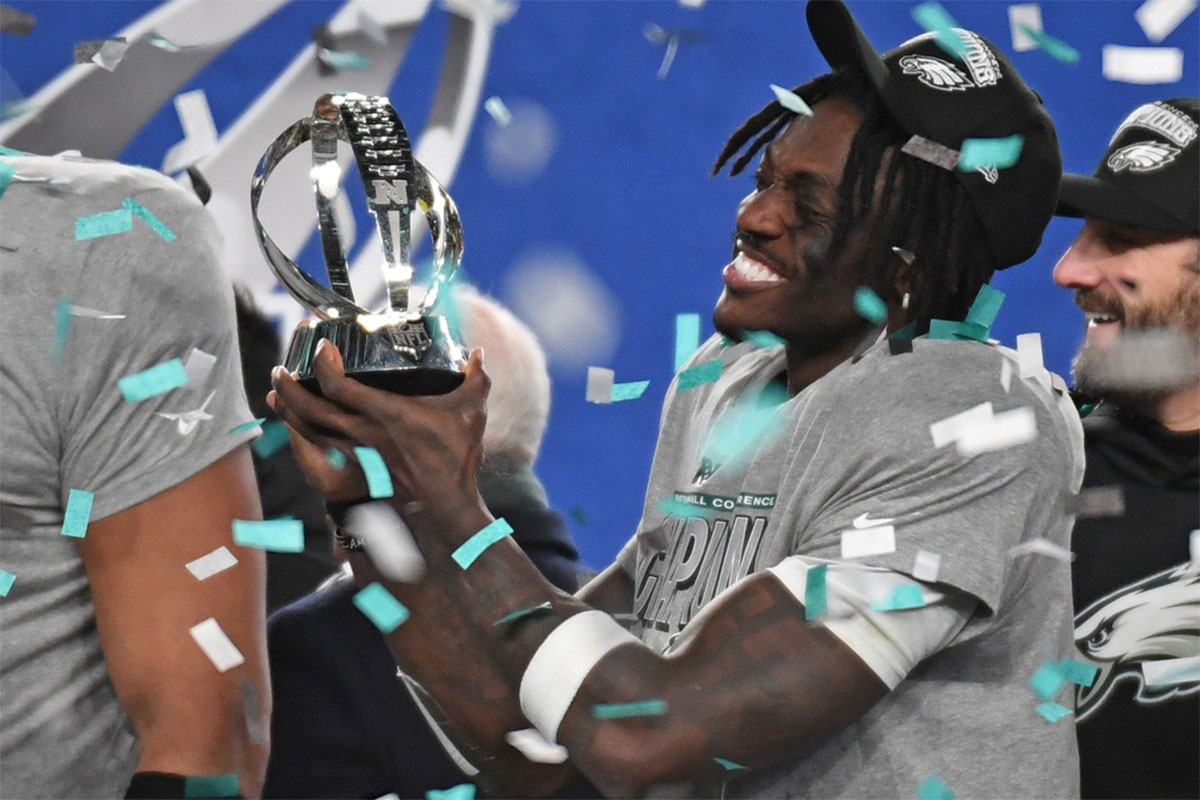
75, 208, 132, 241
1029, 660, 1066, 701
714, 757, 745, 771
0, 569, 16, 597
61, 489, 94, 538
1019, 24, 1080, 64
871, 584, 926, 612
52, 297, 71, 361
426, 784, 476, 800
452, 517, 514, 569
123, 198, 176, 242
703, 400, 783, 465
1058, 658, 1098, 688
805, 564, 828, 620
769, 84, 813, 116
355, 446, 394, 499
889, 321, 917, 341
677, 359, 722, 392
657, 497, 715, 520
928, 319, 989, 342
675, 313, 701, 371
853, 286, 888, 325
592, 699, 668, 719
1079, 402, 1097, 419
569, 506, 588, 525
354, 581, 410, 633
184, 774, 239, 798
958, 135, 1025, 172
917, 775, 957, 800
0, 145, 27, 157
318, 48, 371, 71
0, 161, 13, 199
232, 518, 304, 553
326, 447, 348, 470
118, 358, 187, 402
965, 284, 1005, 329
612, 380, 650, 401
743, 330, 786, 348
1035, 701, 1072, 723
251, 420, 291, 458
493, 600, 553, 627
227, 418, 266, 435
911, 2, 968, 59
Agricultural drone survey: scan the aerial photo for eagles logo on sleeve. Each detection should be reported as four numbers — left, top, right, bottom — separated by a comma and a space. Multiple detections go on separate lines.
1073, 564, 1200, 721
1106, 141, 1182, 174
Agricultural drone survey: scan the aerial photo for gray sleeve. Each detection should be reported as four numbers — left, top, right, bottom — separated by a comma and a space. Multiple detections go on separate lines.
791, 341, 1078, 613
57, 172, 260, 521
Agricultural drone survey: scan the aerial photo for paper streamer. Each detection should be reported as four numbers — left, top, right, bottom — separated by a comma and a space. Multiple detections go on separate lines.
912, 550, 941, 583
1136, 0, 1197, 42
232, 519, 304, 553
742, 330, 786, 349
592, 699, 668, 719
183, 348, 217, 387
1008, 4, 1043, 51
186, 546, 238, 580
1103, 45, 1184, 84
426, 785, 475, 800
494, 601, 554, 627
184, 775, 239, 798
353, 581, 410, 633
840, 525, 896, 559
119, 358, 187, 402
804, 564, 828, 620
505, 728, 568, 763
189, 617, 245, 672
228, 418, 266, 435
61, 488, 94, 538
853, 287, 888, 325
911, 2, 968, 58
355, 447, 395, 499
714, 757, 746, 771
611, 380, 650, 402
1019, 25, 1080, 63
586, 367, 615, 404
0, 568, 15, 597
76, 208, 132, 241
955, 407, 1037, 457
452, 517, 514, 569
1030, 660, 1067, 700
326, 447, 348, 470
674, 313, 701, 371
1058, 658, 1099, 687
317, 48, 371, 71
242, 680, 267, 745
0, 161, 13, 199
958, 136, 1025, 171
1035, 701, 1072, 723
677, 359, 722, 392
484, 96, 512, 126
871, 584, 926, 612
917, 775, 958, 800
123, 198, 176, 242
769, 84, 813, 116
163, 89, 219, 174
966, 284, 1005, 329
1007, 538, 1074, 562
251, 420, 290, 458
930, 402, 994, 448
52, 298, 71, 361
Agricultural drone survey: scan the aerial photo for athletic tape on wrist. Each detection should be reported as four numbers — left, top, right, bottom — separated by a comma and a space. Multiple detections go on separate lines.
519, 610, 642, 743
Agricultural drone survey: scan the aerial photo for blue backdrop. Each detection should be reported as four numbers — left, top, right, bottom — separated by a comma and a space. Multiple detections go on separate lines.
3, 0, 1196, 568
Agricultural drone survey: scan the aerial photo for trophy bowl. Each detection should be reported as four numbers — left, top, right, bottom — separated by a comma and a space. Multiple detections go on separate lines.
251, 92, 466, 397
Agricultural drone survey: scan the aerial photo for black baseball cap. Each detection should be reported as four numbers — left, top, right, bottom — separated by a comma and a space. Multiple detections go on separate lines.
804, 0, 1062, 270
1057, 98, 1199, 236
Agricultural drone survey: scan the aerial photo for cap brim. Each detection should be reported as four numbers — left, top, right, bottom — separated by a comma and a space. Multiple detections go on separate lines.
1058, 173, 1197, 235
805, 1, 890, 91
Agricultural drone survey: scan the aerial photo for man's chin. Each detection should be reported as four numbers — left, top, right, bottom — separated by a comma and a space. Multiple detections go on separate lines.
1073, 329, 1200, 406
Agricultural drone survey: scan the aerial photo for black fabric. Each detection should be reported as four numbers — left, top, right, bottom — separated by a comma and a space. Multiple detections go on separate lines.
1058, 98, 1199, 236
1071, 402, 1199, 799
262, 485, 591, 799
803, 0, 1062, 270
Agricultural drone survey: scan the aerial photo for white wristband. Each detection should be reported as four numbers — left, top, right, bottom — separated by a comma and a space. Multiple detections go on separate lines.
518, 610, 642, 743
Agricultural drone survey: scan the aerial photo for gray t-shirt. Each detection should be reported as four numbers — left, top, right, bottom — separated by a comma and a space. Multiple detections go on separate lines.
0, 154, 260, 798
617, 333, 1085, 799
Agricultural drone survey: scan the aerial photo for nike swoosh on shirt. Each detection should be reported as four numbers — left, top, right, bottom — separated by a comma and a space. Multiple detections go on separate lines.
852, 512, 895, 529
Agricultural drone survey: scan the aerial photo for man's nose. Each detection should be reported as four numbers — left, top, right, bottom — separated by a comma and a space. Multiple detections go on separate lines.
735, 189, 786, 243
1053, 227, 1106, 290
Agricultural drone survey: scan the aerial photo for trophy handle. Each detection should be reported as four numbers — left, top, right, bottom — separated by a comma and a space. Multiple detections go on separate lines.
250, 117, 366, 321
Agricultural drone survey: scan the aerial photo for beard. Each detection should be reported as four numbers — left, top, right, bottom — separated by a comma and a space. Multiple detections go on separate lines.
1072, 278, 1200, 413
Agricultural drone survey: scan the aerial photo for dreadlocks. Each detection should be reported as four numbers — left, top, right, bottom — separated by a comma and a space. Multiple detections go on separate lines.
713, 67, 996, 330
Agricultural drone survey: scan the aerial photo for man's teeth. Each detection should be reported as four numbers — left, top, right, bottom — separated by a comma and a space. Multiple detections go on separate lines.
734, 252, 783, 283
1085, 311, 1120, 326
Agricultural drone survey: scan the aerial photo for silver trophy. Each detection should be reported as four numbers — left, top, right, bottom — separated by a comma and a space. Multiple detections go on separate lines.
251, 92, 465, 395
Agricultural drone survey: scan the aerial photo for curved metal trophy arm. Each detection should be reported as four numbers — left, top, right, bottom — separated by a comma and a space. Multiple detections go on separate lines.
414, 165, 464, 316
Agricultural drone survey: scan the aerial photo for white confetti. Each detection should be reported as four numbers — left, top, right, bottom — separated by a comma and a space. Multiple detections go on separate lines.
1191, 530, 1200, 563
912, 549, 941, 583
189, 617, 245, 672
840, 525, 896, 559
586, 367, 615, 404
1142, 655, 1200, 687
484, 100, 558, 186
242, 680, 267, 744
358, 8, 388, 44
930, 402, 994, 448
679, 0, 707, 7
656, 35, 680, 80
70, 305, 125, 319
1102, 45, 1184, 84
1000, 357, 1013, 393
956, 406, 1037, 456
162, 89, 219, 174
1006, 538, 1074, 562
186, 546, 238, 580
93, 38, 130, 72
184, 347, 217, 387
1017, 333, 1051, 393
770, 83, 813, 116
484, 96, 512, 127
505, 728, 569, 764
1135, 0, 1197, 42
347, 501, 426, 583
1008, 4, 1044, 51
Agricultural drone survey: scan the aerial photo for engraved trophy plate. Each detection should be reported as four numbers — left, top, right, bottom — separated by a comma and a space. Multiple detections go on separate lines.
251, 92, 465, 396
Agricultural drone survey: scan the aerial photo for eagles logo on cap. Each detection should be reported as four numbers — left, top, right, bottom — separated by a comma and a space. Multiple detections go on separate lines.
1106, 141, 1181, 174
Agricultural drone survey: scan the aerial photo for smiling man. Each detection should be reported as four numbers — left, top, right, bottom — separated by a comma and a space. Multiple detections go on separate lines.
269, 2, 1085, 797
1053, 97, 1199, 800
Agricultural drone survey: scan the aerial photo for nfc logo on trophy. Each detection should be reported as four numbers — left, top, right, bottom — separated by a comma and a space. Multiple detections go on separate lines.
372, 179, 410, 208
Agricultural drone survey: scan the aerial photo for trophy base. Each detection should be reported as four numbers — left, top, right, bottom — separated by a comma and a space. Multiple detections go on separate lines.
284, 314, 465, 397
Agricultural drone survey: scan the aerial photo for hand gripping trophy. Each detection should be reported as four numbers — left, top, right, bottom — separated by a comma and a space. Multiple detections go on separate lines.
251, 92, 465, 395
